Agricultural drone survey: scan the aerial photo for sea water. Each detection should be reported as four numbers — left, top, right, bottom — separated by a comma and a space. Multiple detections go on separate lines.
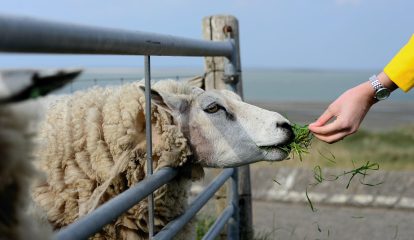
57, 68, 414, 102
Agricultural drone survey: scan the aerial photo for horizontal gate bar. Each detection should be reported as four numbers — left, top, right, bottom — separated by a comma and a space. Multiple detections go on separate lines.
53, 167, 178, 240
202, 204, 234, 240
153, 168, 234, 240
0, 15, 233, 57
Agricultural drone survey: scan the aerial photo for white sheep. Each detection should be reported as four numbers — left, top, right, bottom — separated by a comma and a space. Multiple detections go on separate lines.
0, 102, 54, 240
0, 70, 79, 240
32, 80, 294, 239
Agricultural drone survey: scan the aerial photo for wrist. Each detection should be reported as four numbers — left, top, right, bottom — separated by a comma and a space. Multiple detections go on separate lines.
354, 81, 377, 105
377, 71, 398, 92
368, 72, 396, 102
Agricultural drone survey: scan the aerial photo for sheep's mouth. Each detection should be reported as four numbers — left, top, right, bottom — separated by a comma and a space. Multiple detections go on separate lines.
259, 144, 291, 154
257, 135, 294, 156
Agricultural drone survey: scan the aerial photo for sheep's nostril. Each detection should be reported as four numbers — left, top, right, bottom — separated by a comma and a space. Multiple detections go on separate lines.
277, 122, 295, 144
277, 122, 291, 130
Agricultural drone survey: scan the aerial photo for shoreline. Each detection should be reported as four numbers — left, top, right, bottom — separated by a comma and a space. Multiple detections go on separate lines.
249, 101, 414, 131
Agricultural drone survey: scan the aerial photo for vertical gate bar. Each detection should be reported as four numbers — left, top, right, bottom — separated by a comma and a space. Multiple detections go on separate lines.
144, 55, 155, 238
228, 168, 239, 239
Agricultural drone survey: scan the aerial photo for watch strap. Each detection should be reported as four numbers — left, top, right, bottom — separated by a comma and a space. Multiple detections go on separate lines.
369, 75, 383, 91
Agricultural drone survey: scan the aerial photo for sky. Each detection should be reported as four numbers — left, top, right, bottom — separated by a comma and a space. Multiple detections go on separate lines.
0, 0, 413, 70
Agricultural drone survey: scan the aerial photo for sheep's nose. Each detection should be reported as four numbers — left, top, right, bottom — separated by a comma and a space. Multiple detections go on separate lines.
277, 122, 295, 144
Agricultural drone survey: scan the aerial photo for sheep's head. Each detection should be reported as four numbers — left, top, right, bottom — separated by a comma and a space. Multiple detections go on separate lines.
141, 81, 294, 168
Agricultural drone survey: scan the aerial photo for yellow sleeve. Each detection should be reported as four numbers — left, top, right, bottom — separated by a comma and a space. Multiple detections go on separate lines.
384, 34, 414, 92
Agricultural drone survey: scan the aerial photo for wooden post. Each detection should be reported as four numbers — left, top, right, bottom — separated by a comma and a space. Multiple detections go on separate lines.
202, 15, 253, 240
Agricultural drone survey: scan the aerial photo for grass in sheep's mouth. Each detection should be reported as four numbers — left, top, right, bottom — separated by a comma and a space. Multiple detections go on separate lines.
281, 123, 313, 161
260, 124, 312, 156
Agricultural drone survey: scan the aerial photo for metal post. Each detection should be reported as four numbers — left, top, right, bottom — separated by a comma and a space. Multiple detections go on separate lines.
203, 15, 252, 240
144, 55, 155, 238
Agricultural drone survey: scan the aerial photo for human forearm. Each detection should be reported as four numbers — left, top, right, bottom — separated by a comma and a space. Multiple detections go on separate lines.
309, 34, 413, 144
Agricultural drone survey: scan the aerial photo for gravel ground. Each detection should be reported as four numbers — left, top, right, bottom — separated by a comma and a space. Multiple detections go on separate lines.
194, 167, 414, 240
252, 201, 414, 240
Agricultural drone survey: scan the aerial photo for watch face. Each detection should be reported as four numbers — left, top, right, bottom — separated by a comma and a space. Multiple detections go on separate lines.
376, 88, 390, 100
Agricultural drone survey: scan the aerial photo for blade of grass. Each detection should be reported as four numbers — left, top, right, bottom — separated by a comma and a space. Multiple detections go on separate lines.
339, 161, 381, 189
273, 179, 281, 185
305, 187, 317, 212
317, 148, 336, 164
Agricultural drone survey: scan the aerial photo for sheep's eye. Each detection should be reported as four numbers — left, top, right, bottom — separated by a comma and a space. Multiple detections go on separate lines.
204, 103, 220, 113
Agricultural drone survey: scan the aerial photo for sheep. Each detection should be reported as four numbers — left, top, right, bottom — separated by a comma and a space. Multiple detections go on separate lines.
0, 102, 54, 240
0, 70, 79, 240
32, 80, 294, 239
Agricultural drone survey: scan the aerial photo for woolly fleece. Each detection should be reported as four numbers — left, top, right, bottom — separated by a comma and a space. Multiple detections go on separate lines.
33, 81, 198, 239
0, 103, 52, 240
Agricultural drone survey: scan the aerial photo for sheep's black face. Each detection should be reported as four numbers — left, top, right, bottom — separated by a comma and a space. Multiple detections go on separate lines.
146, 82, 293, 168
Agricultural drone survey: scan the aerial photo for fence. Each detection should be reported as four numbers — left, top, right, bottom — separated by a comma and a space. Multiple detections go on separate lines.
0, 14, 252, 239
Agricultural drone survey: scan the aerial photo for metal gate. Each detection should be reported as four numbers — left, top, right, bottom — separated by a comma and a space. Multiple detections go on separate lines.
0, 14, 248, 240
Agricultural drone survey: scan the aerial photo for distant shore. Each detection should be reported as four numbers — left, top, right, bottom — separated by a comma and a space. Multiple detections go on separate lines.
249, 101, 414, 131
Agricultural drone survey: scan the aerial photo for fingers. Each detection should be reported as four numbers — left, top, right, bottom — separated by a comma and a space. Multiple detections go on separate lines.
309, 108, 346, 136
309, 119, 346, 136
310, 118, 355, 143
309, 108, 354, 143
312, 131, 349, 144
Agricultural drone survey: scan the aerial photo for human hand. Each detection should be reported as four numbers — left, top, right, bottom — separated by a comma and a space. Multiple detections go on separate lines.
308, 82, 376, 143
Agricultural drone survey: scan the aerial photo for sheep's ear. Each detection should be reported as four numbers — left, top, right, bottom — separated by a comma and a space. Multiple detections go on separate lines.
139, 86, 188, 113
191, 86, 204, 96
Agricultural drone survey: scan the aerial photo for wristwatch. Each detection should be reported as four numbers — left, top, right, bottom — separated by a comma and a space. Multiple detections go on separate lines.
369, 75, 391, 101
